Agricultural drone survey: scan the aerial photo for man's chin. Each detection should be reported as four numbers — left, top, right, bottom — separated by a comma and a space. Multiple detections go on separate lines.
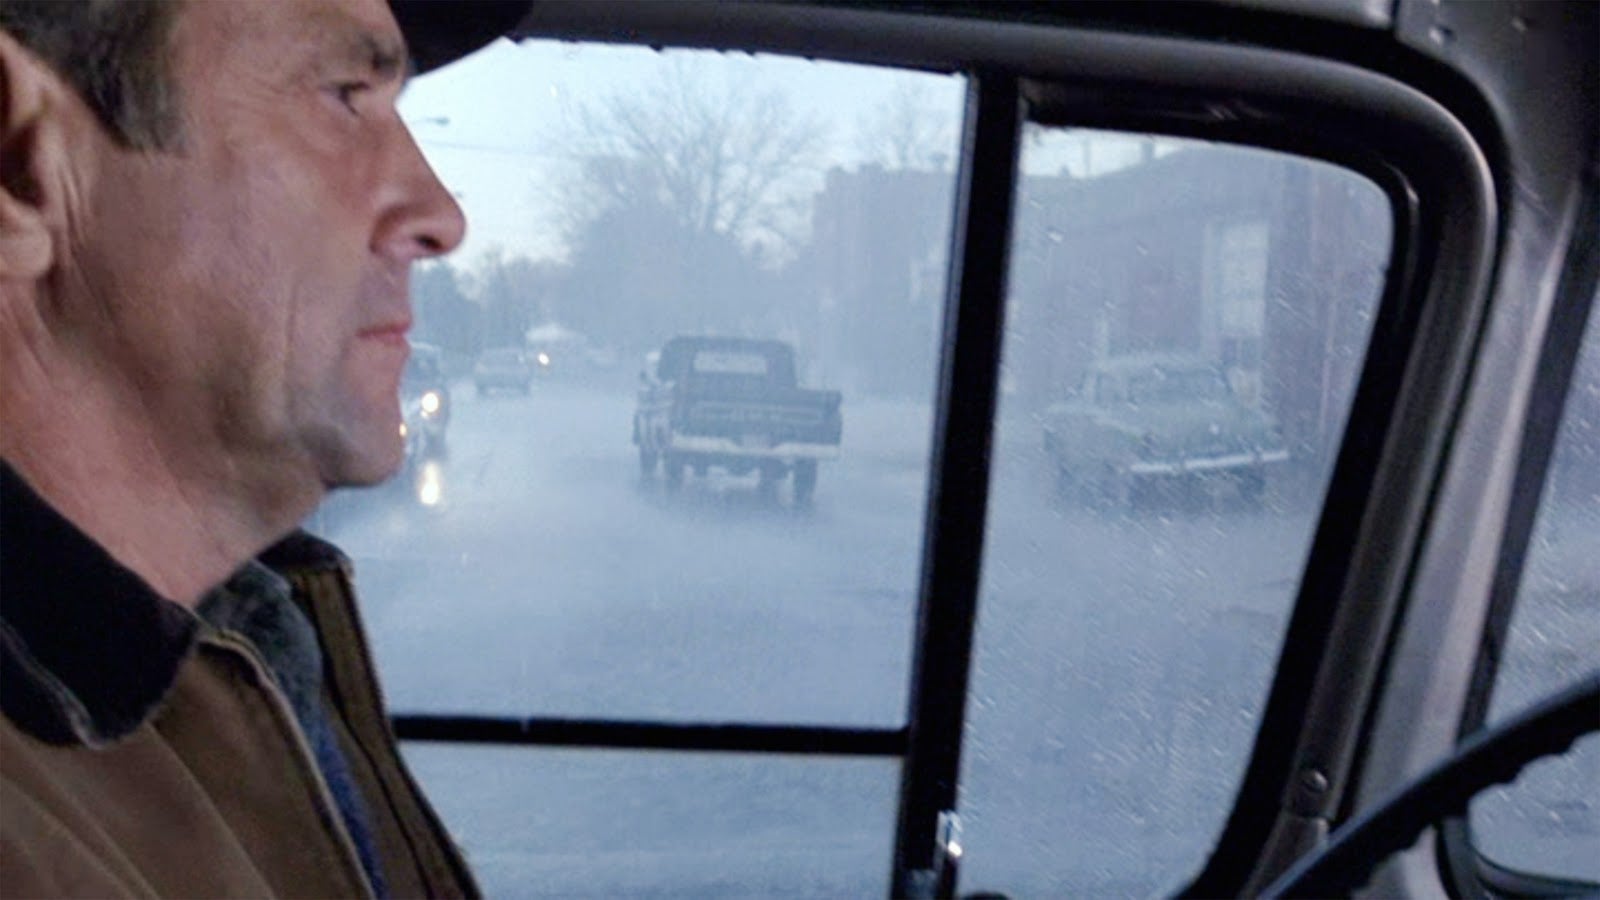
321, 440, 406, 490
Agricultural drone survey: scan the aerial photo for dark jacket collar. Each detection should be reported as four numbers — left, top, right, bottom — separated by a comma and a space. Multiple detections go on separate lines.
1, 462, 201, 747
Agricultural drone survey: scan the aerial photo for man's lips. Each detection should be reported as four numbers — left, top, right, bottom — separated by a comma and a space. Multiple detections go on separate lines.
358, 319, 412, 346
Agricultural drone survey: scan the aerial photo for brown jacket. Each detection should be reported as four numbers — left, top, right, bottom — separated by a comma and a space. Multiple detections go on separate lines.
0, 465, 477, 898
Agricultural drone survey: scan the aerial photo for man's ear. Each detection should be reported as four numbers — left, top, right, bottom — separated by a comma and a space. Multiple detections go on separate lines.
0, 29, 63, 282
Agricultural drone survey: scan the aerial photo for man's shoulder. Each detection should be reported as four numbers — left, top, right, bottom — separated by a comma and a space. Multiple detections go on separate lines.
0, 744, 132, 898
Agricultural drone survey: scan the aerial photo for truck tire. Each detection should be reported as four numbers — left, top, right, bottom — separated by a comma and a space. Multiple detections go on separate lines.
1053, 464, 1076, 501
758, 463, 782, 498
664, 454, 686, 490
1090, 464, 1131, 511
1236, 469, 1266, 506
639, 447, 658, 479
793, 460, 818, 506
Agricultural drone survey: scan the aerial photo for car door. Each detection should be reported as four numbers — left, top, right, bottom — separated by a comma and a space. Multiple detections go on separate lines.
317, 1, 1595, 895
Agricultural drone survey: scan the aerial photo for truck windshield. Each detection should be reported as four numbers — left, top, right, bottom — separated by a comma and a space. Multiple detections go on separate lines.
1129, 368, 1231, 404
692, 351, 772, 376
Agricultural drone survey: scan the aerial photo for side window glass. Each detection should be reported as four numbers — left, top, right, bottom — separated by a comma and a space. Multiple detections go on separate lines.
1099, 375, 1126, 405
311, 40, 965, 894
1470, 294, 1600, 883
962, 126, 1391, 895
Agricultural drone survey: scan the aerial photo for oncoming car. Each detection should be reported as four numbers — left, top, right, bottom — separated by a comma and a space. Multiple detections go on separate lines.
474, 347, 535, 395
1042, 354, 1288, 507
400, 342, 450, 456
320, 1, 1595, 897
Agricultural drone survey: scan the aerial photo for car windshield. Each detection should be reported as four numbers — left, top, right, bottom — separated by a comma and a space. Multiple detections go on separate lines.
300, 39, 1395, 895
291, 26, 1594, 898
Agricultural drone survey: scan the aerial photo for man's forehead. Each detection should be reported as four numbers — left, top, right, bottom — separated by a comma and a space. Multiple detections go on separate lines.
180, 0, 409, 82
298, 1, 409, 79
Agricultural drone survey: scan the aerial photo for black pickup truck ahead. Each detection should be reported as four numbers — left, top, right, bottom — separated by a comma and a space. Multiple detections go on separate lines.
633, 336, 843, 504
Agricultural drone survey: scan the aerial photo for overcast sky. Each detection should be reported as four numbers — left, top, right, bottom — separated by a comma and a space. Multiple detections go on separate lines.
399, 39, 963, 266
399, 38, 1153, 270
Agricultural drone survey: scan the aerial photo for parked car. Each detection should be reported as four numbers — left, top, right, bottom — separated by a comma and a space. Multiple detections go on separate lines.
1042, 354, 1288, 506
474, 347, 534, 395
400, 342, 450, 456
633, 336, 842, 504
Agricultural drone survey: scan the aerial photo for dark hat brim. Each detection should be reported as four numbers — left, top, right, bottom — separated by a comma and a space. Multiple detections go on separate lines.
390, 1, 530, 74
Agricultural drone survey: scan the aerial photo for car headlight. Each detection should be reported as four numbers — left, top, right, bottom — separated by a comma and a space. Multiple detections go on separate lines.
417, 461, 445, 507
420, 390, 442, 416
537, 352, 551, 367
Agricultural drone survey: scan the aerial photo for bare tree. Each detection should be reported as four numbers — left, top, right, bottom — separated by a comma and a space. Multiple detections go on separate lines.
563, 56, 829, 259
413, 260, 480, 358
472, 247, 563, 348
854, 75, 959, 172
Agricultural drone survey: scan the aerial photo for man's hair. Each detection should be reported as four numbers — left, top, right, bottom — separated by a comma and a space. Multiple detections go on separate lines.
0, 0, 182, 150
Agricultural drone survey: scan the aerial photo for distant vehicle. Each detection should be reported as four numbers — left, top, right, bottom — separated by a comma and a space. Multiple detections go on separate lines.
525, 344, 556, 376
401, 343, 450, 457
524, 321, 588, 379
633, 336, 843, 504
1041, 354, 1288, 507
394, 412, 446, 508
474, 347, 534, 395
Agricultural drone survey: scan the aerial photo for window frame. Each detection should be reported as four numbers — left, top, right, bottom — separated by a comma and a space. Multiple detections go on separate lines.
1443, 194, 1600, 893
382, 2, 1600, 896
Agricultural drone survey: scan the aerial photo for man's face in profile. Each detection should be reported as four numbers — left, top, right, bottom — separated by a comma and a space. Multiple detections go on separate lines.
64, 0, 464, 498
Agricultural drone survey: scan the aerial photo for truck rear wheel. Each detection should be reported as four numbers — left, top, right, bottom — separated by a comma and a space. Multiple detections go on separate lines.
1090, 464, 1132, 510
639, 447, 658, 478
793, 460, 818, 506
758, 463, 782, 498
1236, 469, 1266, 506
664, 454, 686, 489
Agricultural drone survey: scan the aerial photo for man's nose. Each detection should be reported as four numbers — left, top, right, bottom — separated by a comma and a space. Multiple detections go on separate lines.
374, 125, 466, 261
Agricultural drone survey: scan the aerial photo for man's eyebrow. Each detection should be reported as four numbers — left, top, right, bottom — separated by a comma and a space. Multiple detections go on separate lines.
357, 31, 408, 82
307, 15, 409, 85
343, 30, 408, 83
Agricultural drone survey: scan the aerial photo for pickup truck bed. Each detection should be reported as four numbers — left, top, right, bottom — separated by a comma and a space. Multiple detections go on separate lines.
633, 336, 842, 504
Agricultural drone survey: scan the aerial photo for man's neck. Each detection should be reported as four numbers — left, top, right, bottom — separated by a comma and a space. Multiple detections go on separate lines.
0, 340, 312, 608
2, 454, 258, 608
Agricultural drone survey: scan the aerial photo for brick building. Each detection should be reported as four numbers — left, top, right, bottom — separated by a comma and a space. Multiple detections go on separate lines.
806, 144, 1390, 464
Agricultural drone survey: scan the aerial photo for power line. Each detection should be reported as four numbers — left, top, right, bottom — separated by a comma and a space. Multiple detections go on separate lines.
417, 137, 568, 159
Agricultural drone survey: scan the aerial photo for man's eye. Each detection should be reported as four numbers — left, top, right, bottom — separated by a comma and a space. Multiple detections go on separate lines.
330, 81, 370, 113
